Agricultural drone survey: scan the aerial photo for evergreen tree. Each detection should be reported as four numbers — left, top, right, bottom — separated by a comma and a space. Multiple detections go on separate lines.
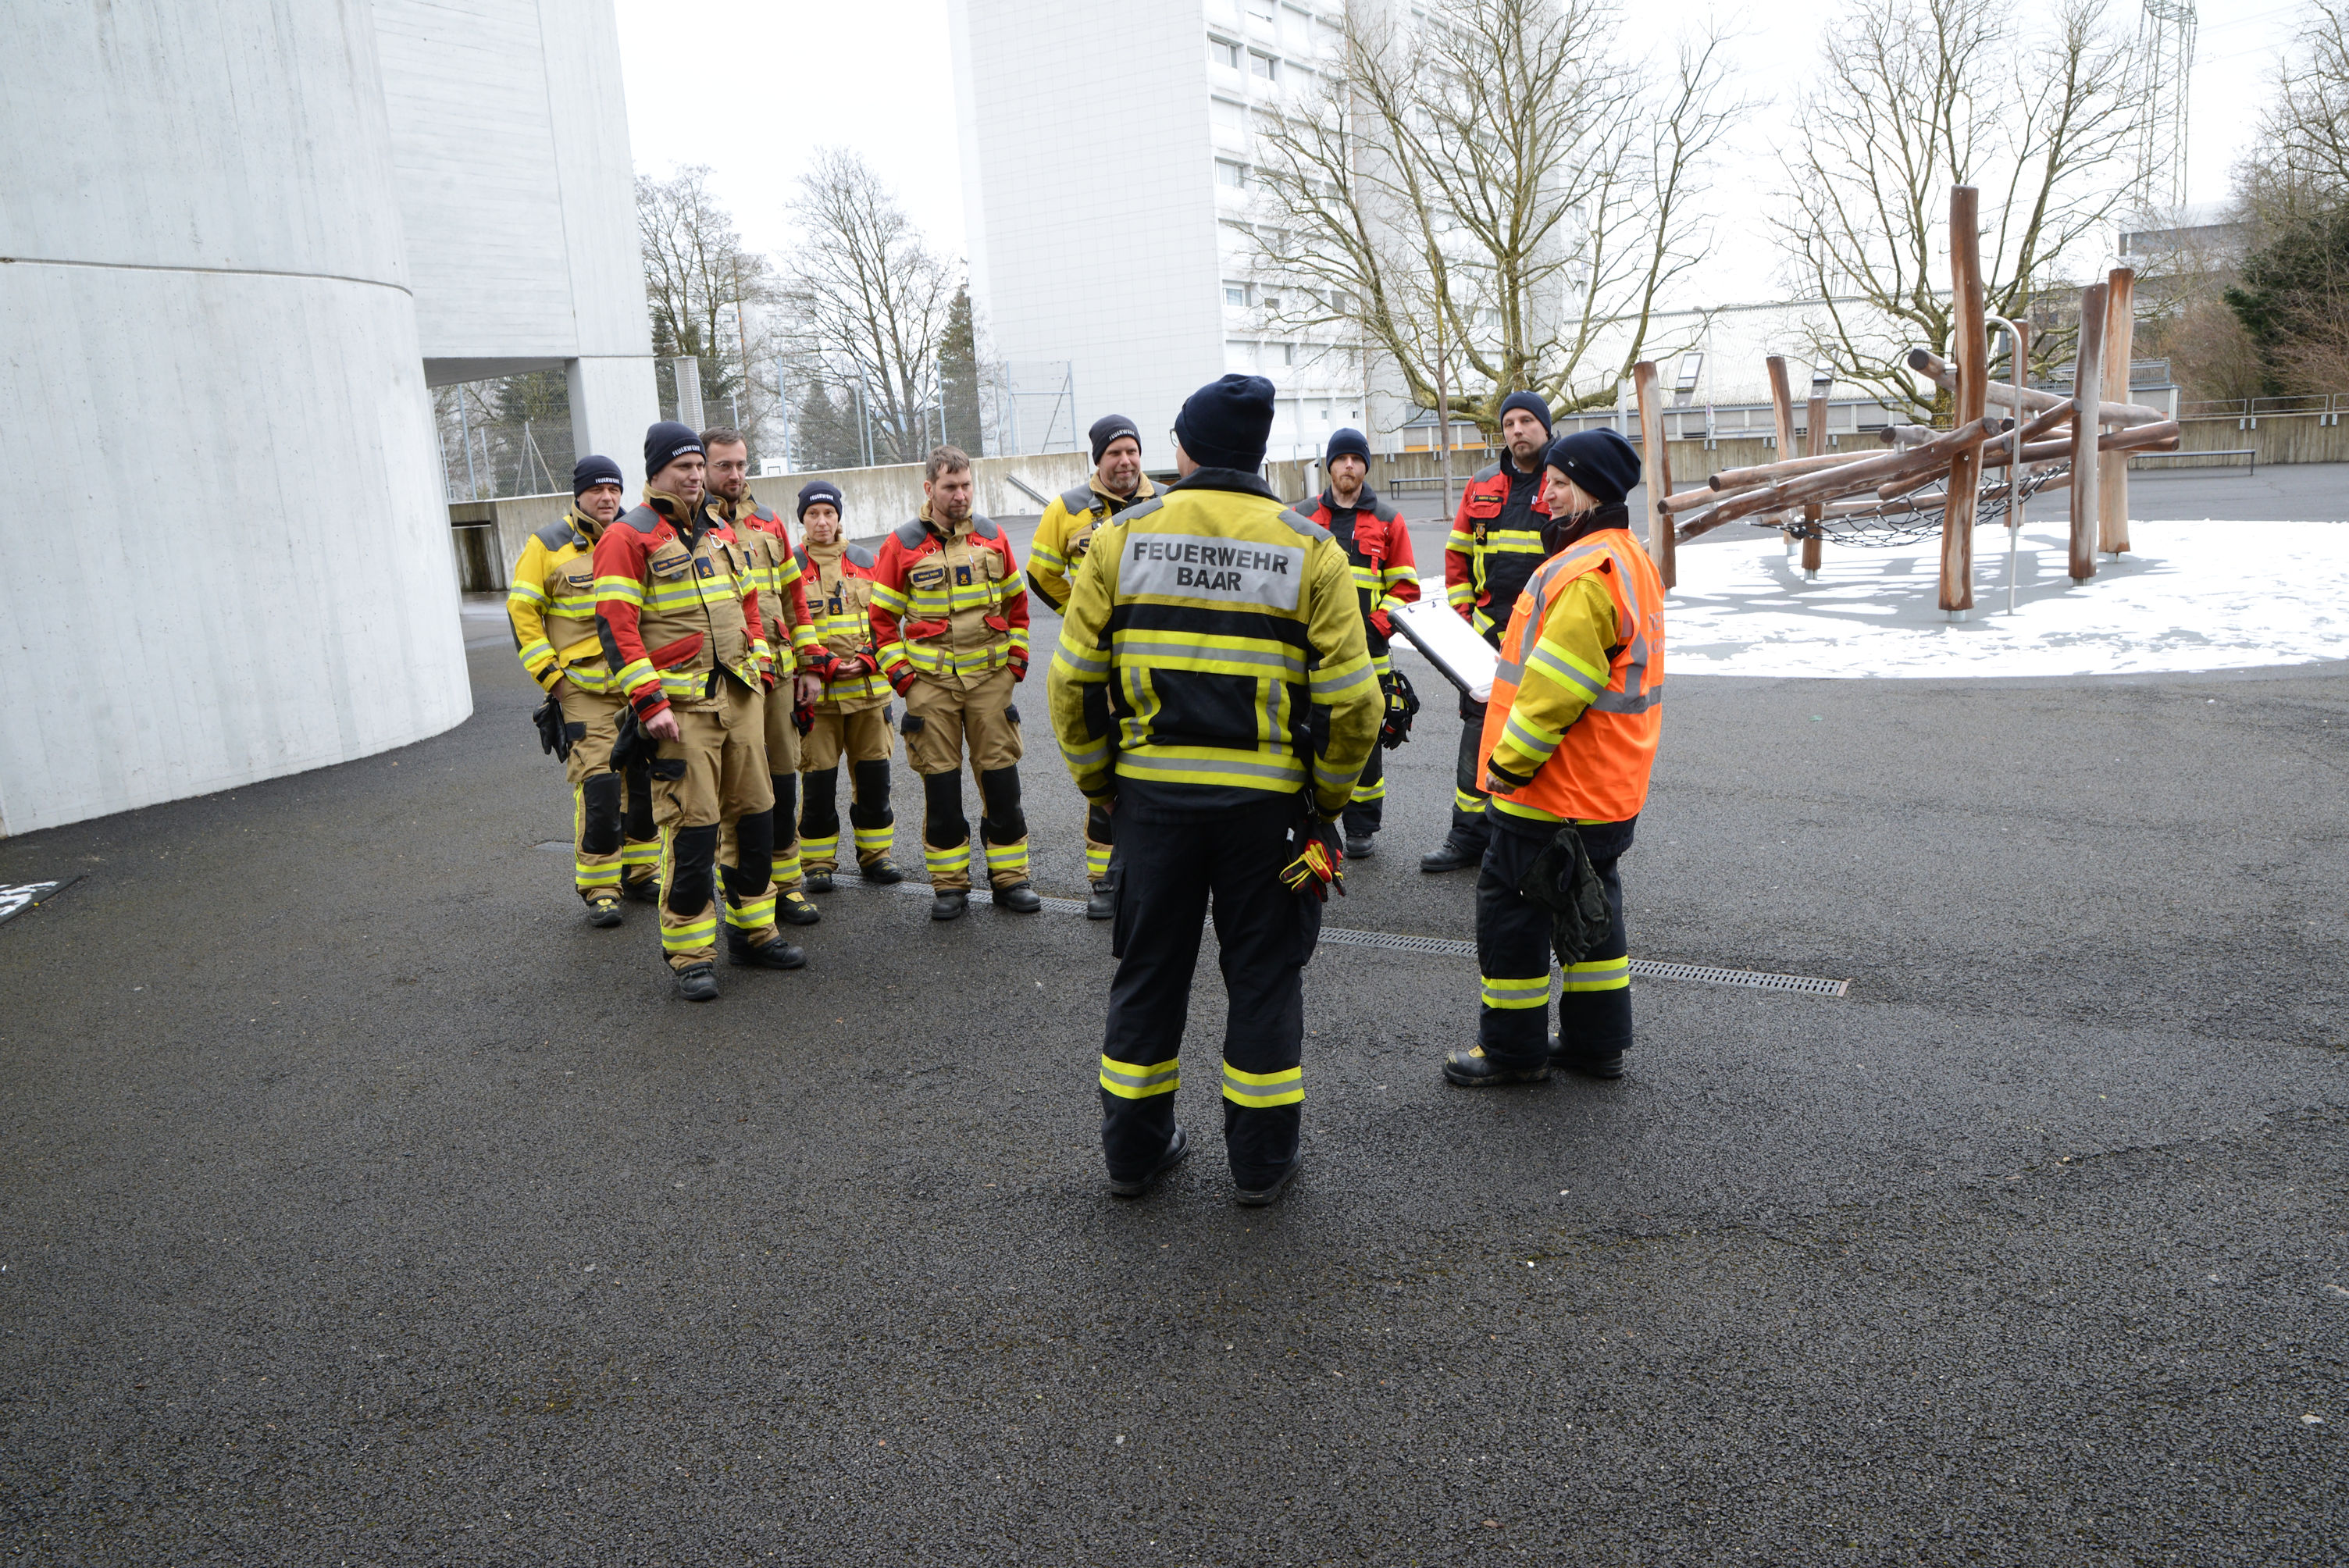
940, 285, 985, 456
790, 380, 866, 472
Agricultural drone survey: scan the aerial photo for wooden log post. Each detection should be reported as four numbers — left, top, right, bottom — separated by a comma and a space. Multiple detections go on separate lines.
1766, 355, 1798, 554
1940, 186, 1987, 615
1802, 376, 1831, 577
2069, 280, 2108, 583
1631, 360, 1677, 589
2098, 266, 2135, 554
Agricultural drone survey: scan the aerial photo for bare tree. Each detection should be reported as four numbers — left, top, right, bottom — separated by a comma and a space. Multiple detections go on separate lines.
2252, 0, 2349, 207
1244, 0, 1743, 433
784, 149, 957, 465
1773, 0, 2145, 417
637, 165, 780, 446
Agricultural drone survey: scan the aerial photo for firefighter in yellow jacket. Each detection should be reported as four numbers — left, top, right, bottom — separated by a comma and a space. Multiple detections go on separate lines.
508, 454, 660, 922
1049, 374, 1381, 1206
701, 426, 823, 928
1027, 414, 1167, 918
1445, 429, 1660, 1088
790, 479, 903, 889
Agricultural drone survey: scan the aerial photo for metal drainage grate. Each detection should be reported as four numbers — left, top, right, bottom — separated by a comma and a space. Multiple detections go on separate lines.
0, 878, 80, 928
830, 874, 1848, 994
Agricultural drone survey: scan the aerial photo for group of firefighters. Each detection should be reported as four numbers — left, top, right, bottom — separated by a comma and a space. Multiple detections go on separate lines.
508, 375, 1659, 1204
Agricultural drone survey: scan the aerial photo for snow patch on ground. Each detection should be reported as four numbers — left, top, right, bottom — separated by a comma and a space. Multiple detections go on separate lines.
1668, 519, 2349, 679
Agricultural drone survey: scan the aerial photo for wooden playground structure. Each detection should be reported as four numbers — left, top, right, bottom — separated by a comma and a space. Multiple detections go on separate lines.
1631, 186, 2181, 617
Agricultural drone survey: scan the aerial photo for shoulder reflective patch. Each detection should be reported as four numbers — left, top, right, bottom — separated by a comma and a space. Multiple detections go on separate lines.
532, 518, 576, 551
1114, 497, 1167, 526
845, 543, 876, 569
893, 519, 927, 547
1371, 497, 1402, 522
1060, 483, 1095, 515
622, 505, 661, 535
1121, 533, 1305, 611
971, 515, 1001, 539
1276, 508, 1331, 542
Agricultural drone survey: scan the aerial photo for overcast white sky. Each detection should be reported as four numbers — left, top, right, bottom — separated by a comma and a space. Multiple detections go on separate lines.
614, 0, 2308, 307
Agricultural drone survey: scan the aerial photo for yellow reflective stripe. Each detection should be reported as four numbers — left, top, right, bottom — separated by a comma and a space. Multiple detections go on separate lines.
1382, 565, 1420, 591
1453, 786, 1486, 813
1501, 711, 1562, 762
983, 841, 1027, 867
725, 889, 778, 929
1109, 629, 1304, 681
870, 584, 909, 612
1483, 529, 1549, 554
508, 583, 551, 608
1446, 581, 1476, 606
1030, 543, 1067, 572
622, 840, 661, 866
594, 575, 644, 604
1221, 1061, 1303, 1108
1115, 747, 1305, 790
1060, 736, 1110, 771
923, 842, 966, 872
1310, 657, 1376, 699
1527, 637, 1607, 698
1481, 974, 1551, 1009
853, 825, 892, 850
1561, 956, 1630, 992
1350, 773, 1387, 802
1053, 643, 1111, 679
660, 914, 718, 950
516, 636, 554, 665
1446, 526, 1474, 551
1101, 1054, 1180, 1099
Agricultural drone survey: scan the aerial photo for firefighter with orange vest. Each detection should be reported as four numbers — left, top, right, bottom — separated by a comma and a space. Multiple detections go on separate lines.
1292, 426, 1419, 859
791, 479, 903, 889
1423, 391, 1555, 874
508, 454, 661, 922
1444, 428, 1659, 1087
593, 422, 803, 1001
700, 426, 823, 928
868, 446, 1044, 921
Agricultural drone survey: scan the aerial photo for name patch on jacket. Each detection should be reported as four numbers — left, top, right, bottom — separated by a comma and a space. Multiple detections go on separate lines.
1123, 536, 1303, 611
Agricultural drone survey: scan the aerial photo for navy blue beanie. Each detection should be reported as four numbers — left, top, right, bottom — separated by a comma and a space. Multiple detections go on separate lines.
796, 479, 843, 522
1324, 426, 1371, 469
1089, 414, 1142, 465
1541, 429, 1641, 506
1499, 390, 1554, 433
1174, 374, 1277, 472
643, 420, 703, 480
572, 454, 624, 497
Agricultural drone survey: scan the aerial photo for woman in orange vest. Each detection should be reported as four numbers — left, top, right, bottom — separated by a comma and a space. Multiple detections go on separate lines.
1444, 429, 1661, 1087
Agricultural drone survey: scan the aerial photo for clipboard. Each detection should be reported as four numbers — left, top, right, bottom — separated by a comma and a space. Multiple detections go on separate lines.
1390, 597, 1499, 703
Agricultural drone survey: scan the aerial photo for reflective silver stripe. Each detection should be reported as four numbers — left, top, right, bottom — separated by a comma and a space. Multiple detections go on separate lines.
1110, 636, 1303, 677
1493, 657, 1524, 685
1054, 646, 1110, 675
1588, 685, 1663, 714
1117, 750, 1303, 782
1310, 661, 1375, 696
1101, 1060, 1180, 1092
1525, 642, 1606, 698
1060, 739, 1110, 768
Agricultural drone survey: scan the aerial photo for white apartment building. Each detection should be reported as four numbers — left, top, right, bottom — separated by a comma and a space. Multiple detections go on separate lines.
950, 0, 1372, 469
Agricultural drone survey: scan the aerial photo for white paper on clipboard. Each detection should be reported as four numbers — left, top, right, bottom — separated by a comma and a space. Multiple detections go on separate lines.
1390, 597, 1499, 703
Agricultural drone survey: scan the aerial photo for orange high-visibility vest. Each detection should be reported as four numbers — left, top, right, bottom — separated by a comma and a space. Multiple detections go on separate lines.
1479, 527, 1664, 822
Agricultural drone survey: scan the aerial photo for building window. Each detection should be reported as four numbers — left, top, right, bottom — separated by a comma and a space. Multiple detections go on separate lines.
1249, 49, 1279, 81
1246, 0, 1276, 20
1209, 37, 1241, 69
1281, 342, 1296, 366
1215, 159, 1248, 189
1262, 294, 1281, 312
1224, 285, 1247, 306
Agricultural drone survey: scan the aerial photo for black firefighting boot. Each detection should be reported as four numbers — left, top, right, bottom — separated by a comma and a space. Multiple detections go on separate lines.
1549, 1032, 1624, 1080
725, 928, 807, 970
1234, 1149, 1303, 1207
932, 889, 969, 921
674, 964, 719, 1003
995, 882, 1043, 914
778, 889, 822, 925
1442, 1045, 1552, 1087
1107, 1126, 1189, 1199
1345, 832, 1377, 860
863, 860, 904, 886
586, 889, 624, 927
1084, 864, 1120, 921
1420, 837, 1482, 873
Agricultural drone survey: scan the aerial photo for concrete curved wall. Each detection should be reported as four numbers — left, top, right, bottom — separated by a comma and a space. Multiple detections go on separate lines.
0, 0, 470, 836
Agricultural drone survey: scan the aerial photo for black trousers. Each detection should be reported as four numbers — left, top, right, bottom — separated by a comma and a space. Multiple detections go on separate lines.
1100, 796, 1321, 1188
1447, 696, 1491, 852
1475, 815, 1634, 1067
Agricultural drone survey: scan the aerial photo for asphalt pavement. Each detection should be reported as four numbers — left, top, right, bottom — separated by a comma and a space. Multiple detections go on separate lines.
2, 522, 2346, 1563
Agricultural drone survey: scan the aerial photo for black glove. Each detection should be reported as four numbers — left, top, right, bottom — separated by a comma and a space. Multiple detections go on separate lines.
532, 694, 571, 761
609, 709, 652, 775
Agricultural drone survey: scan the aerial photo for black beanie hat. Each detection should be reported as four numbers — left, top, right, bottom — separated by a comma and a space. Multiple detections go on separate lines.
796, 479, 843, 522
572, 454, 624, 497
1499, 390, 1554, 433
1541, 429, 1642, 506
1173, 374, 1278, 472
1089, 414, 1142, 465
1324, 426, 1371, 469
643, 420, 703, 481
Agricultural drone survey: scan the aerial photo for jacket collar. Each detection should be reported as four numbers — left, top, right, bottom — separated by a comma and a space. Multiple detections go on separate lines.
1542, 502, 1631, 556
1316, 483, 1375, 515
1167, 468, 1278, 501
